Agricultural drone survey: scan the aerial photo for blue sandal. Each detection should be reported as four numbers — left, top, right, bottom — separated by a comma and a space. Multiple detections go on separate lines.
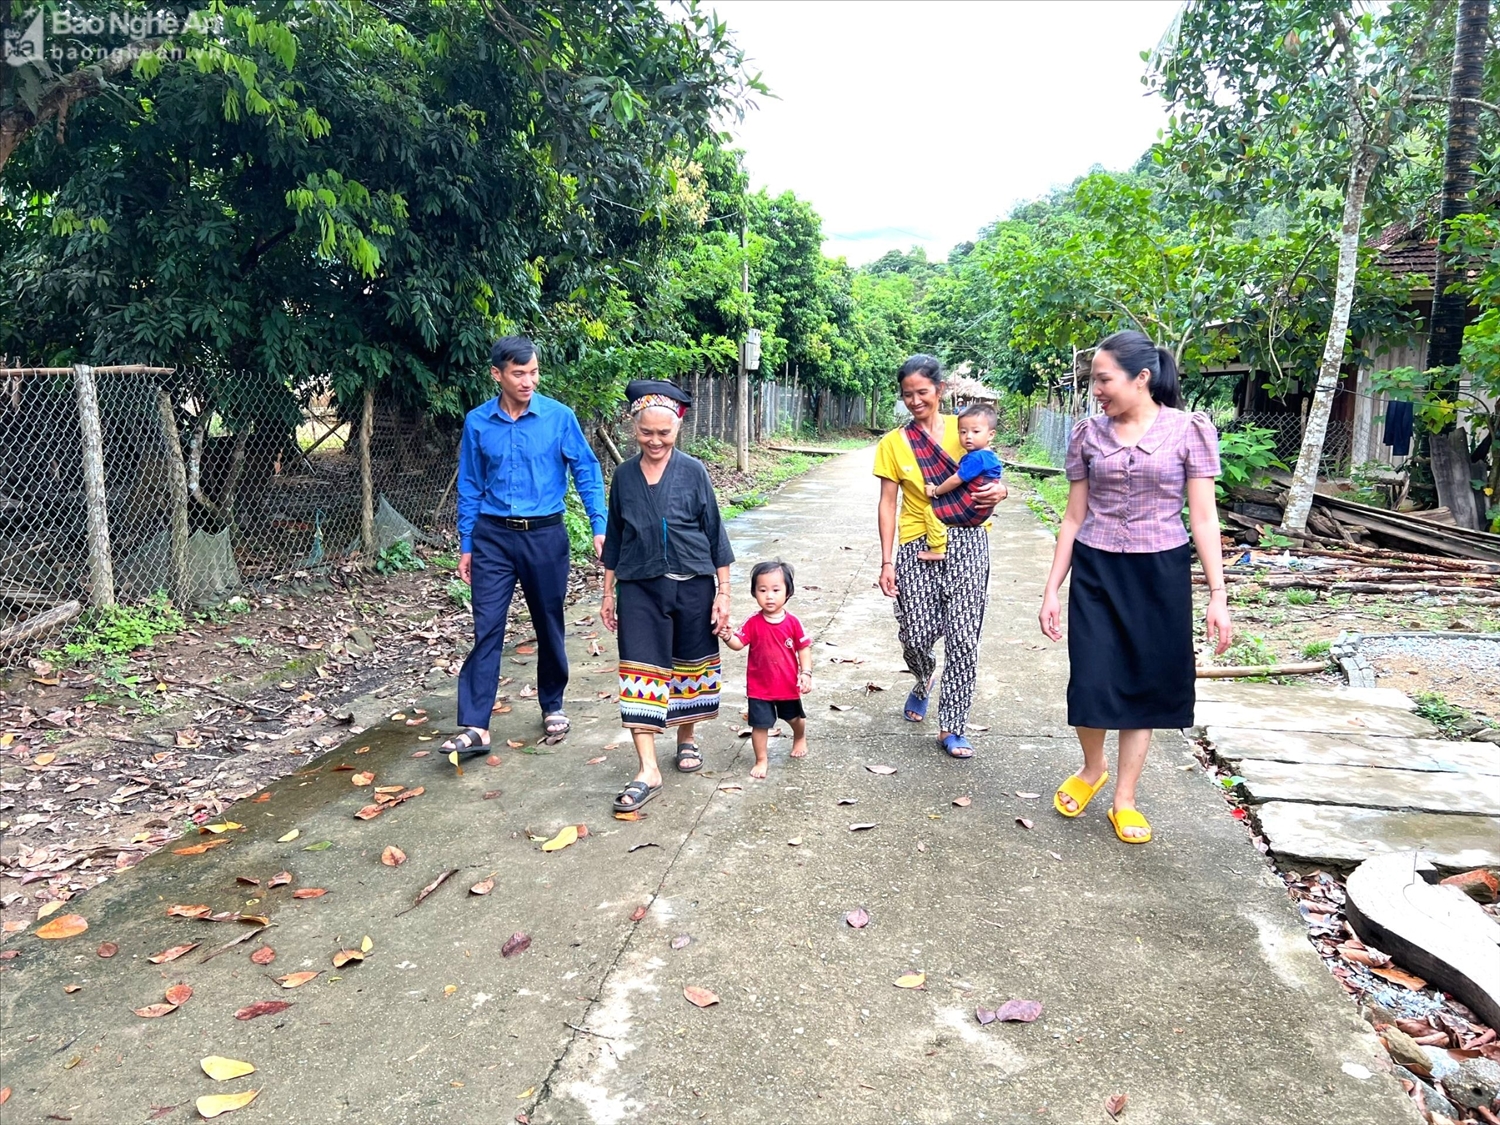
903, 676, 936, 723
939, 733, 974, 760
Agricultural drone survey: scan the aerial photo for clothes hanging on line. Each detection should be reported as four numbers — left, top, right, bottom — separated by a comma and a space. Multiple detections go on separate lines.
1383, 399, 1414, 457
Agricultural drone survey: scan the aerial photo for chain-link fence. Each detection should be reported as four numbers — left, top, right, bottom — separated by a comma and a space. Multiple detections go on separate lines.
1, 366, 877, 666
1224, 412, 1354, 476
0, 365, 459, 666
1028, 405, 1081, 467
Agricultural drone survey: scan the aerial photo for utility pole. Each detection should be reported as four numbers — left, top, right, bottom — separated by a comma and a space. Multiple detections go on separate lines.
736, 218, 750, 472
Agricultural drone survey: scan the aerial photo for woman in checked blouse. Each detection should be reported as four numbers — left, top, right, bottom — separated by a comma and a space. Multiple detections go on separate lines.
1038, 331, 1232, 844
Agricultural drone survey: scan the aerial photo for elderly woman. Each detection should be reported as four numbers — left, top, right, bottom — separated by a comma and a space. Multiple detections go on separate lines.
874, 355, 1007, 759
601, 380, 733, 812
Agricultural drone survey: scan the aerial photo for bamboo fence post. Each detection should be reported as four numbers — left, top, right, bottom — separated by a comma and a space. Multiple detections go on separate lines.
72, 364, 116, 607
155, 387, 191, 606
359, 387, 375, 563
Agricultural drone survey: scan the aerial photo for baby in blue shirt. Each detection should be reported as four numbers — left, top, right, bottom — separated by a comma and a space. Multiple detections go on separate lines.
919, 403, 1004, 561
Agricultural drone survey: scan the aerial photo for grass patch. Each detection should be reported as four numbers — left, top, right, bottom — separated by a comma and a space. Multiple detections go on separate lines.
1285, 588, 1316, 606
1412, 691, 1477, 740
1301, 639, 1332, 659
723, 451, 814, 520
445, 578, 472, 608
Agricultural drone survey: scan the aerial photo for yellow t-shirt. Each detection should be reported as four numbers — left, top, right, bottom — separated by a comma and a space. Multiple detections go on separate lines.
872, 416, 966, 545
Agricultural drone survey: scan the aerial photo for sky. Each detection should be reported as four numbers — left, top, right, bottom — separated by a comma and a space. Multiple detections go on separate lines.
706, 0, 1182, 266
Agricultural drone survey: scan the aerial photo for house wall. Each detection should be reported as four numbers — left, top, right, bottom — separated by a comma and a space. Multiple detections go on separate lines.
1353, 333, 1496, 469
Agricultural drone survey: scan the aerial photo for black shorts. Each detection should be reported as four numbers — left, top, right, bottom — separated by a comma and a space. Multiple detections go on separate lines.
747, 697, 805, 730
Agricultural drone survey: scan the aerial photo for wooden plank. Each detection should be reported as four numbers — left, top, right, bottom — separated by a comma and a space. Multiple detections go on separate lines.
0, 600, 82, 650
1196, 661, 1327, 679
1253, 802, 1500, 870
1001, 460, 1064, 478
1207, 727, 1500, 776
1234, 759, 1500, 815
763, 444, 846, 456
1345, 852, 1500, 1030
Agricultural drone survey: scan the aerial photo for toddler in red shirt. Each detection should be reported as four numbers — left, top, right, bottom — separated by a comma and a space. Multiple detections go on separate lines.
721, 560, 812, 778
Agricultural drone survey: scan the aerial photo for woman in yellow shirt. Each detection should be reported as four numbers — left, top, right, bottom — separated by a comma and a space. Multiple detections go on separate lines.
874, 356, 1008, 758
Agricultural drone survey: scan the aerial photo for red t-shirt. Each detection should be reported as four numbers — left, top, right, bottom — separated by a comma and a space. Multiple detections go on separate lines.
736, 612, 812, 701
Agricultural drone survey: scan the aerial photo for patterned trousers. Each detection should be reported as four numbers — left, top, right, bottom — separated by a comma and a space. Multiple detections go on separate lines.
894, 525, 990, 736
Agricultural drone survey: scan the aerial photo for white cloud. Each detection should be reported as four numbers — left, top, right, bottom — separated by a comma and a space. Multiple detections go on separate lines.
708, 0, 1179, 264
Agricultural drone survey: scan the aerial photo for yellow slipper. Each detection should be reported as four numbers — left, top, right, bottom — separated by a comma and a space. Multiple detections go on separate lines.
1107, 807, 1152, 844
1053, 771, 1109, 818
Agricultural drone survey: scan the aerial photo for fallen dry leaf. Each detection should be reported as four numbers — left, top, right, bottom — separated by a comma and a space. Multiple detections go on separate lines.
830, 703, 853, 711
34, 913, 88, 940
166, 904, 212, 919
628, 841, 660, 853
276, 971, 320, 989
470, 877, 495, 896
865, 764, 897, 775
200, 1057, 255, 1082
254, 792, 272, 802
1105, 1093, 1128, 1120
398, 868, 458, 916
515, 644, 536, 655
683, 985, 720, 1008
199, 822, 243, 835
995, 999, 1042, 1022
501, 932, 531, 958
234, 1000, 291, 1020
893, 972, 927, 989
374, 785, 403, 794
276, 829, 300, 843
36, 900, 63, 920
97, 941, 118, 958
235, 876, 260, 887
629, 905, 648, 922
381, 846, 407, 867
1015, 791, 1041, 800
952, 796, 972, 808
671, 934, 692, 950
250, 946, 276, 965
486, 755, 501, 767
845, 908, 870, 929
149, 943, 200, 964
483, 789, 502, 800
0, 1087, 9, 1105
506, 739, 525, 749
291, 888, 327, 899
165, 983, 193, 1006
133, 1002, 179, 1018
976, 1007, 998, 1025
1015, 817, 1034, 830
267, 871, 292, 888
331, 949, 364, 968
541, 825, 578, 852
351, 772, 374, 787
613, 810, 643, 821
33, 752, 56, 766
1337, 943, 1392, 969
64, 982, 83, 994
173, 841, 228, 856
1371, 966, 1428, 990
849, 822, 878, 832
196, 1089, 260, 1118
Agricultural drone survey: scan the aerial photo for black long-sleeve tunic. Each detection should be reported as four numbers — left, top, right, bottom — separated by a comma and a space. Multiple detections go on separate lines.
601, 451, 734, 581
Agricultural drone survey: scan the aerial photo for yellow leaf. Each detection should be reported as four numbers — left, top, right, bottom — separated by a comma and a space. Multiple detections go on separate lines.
200, 1056, 255, 1082
36, 900, 63, 919
276, 971, 320, 989
196, 1089, 260, 1118
202, 822, 242, 834
0, 732, 13, 748
331, 949, 364, 968
34, 752, 56, 767
448, 750, 459, 766
443, 984, 457, 997
360, 935, 373, 953
517, 1087, 535, 1099
35, 913, 88, 939
540, 825, 578, 853
893, 972, 926, 989
277, 829, 300, 843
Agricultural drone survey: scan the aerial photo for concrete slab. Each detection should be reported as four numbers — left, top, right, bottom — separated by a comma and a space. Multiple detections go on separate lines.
1234, 759, 1500, 815
1194, 682, 1418, 710
1254, 802, 1500, 870
1193, 697, 1439, 739
0, 447, 1417, 1125
1208, 727, 1500, 776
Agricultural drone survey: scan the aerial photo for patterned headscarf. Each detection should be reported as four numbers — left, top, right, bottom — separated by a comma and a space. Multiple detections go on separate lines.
625, 379, 691, 418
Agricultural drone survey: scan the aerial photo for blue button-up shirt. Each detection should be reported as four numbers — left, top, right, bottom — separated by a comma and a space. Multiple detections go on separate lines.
456, 392, 607, 552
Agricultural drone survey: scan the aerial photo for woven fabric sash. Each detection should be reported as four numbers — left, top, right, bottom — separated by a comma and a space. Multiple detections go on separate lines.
904, 420, 973, 525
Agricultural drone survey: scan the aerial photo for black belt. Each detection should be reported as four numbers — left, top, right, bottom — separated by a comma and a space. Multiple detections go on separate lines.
484, 512, 563, 531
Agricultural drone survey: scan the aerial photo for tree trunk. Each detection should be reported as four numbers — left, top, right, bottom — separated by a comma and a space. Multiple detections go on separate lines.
735, 220, 751, 472
155, 388, 191, 606
71, 365, 115, 607
359, 387, 376, 562
1426, 0, 1490, 530
1282, 145, 1380, 531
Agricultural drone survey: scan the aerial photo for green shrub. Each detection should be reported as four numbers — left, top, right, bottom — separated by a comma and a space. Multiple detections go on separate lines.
563, 487, 595, 562
375, 540, 426, 575
1302, 639, 1332, 659
445, 578, 472, 607
1218, 425, 1286, 501
1285, 588, 1316, 606
49, 592, 185, 665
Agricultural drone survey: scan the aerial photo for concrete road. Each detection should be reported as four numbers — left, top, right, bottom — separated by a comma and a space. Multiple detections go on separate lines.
0, 447, 1415, 1125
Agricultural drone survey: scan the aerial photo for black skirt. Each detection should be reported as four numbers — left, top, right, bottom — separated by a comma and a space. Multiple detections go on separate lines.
1066, 541, 1195, 730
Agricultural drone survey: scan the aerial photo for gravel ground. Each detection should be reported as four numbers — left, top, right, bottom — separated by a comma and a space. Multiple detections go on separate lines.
1359, 634, 1500, 674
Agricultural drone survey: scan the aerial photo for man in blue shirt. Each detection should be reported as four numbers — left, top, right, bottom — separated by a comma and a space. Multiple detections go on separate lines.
444, 336, 607, 754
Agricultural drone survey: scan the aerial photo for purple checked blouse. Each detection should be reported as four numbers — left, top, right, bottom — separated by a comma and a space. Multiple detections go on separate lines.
1064, 408, 1221, 554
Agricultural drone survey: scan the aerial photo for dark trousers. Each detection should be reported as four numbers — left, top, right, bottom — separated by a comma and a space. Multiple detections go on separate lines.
457, 516, 571, 729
